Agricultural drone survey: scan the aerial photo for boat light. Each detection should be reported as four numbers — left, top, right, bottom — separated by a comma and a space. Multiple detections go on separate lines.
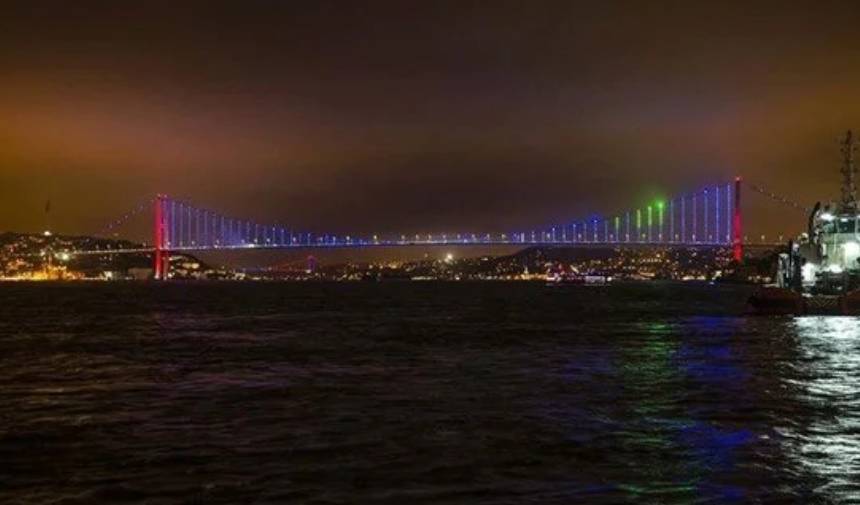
802, 263, 817, 283
821, 212, 835, 222
843, 241, 860, 257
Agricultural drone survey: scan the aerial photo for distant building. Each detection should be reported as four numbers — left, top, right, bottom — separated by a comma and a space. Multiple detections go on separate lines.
128, 268, 153, 281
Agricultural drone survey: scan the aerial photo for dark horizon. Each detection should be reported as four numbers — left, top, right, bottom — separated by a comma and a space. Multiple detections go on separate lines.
2, 1, 860, 240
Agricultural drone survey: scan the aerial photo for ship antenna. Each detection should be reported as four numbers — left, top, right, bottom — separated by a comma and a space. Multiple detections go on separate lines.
841, 130, 857, 210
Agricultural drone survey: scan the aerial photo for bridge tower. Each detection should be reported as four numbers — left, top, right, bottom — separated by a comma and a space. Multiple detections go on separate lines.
153, 194, 169, 280
732, 176, 743, 262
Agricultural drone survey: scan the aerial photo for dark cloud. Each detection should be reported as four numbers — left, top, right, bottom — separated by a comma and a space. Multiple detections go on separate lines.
1, 0, 859, 243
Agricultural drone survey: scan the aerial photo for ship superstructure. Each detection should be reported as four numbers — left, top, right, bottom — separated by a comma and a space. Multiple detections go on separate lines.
777, 131, 860, 295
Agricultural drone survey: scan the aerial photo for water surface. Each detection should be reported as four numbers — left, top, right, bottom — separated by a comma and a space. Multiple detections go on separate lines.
1, 282, 859, 504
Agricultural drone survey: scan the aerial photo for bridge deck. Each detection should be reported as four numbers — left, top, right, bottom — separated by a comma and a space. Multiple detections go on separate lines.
68, 241, 780, 255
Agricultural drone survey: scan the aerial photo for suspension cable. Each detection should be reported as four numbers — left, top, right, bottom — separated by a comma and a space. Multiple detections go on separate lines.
94, 196, 155, 237
746, 182, 811, 213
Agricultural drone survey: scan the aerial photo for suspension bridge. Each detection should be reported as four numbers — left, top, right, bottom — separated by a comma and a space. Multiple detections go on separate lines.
73, 176, 800, 280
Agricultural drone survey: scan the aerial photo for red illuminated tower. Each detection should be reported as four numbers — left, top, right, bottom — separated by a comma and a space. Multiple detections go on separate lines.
153, 194, 169, 280
732, 176, 743, 262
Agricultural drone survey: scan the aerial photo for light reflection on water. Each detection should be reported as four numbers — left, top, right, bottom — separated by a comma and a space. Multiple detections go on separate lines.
790, 317, 860, 499
3, 282, 860, 503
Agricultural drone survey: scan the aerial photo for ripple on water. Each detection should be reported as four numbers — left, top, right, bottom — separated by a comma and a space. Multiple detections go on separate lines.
1, 282, 859, 504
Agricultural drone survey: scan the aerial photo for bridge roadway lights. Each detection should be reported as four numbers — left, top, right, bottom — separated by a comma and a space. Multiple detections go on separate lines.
145, 178, 749, 270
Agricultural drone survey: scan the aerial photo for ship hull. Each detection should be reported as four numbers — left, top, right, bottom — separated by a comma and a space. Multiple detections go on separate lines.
748, 287, 860, 315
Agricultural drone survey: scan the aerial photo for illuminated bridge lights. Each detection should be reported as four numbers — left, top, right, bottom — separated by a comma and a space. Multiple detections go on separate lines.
90, 181, 753, 276
647, 205, 653, 242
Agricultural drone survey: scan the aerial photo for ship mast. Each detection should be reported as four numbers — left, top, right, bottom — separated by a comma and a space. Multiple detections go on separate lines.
840, 130, 857, 211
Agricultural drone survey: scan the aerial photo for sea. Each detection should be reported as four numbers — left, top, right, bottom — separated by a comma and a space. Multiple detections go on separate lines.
1, 281, 859, 504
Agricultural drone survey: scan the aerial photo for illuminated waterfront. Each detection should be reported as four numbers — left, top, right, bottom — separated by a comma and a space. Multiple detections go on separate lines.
3, 231, 776, 283
2, 282, 859, 503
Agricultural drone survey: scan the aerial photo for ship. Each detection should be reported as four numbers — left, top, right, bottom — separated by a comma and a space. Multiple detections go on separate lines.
749, 131, 860, 315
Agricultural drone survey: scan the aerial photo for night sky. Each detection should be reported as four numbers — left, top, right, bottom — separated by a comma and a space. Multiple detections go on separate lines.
2, 1, 860, 240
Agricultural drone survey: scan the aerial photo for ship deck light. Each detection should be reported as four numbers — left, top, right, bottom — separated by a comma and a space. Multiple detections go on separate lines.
802, 263, 817, 283
828, 264, 844, 274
